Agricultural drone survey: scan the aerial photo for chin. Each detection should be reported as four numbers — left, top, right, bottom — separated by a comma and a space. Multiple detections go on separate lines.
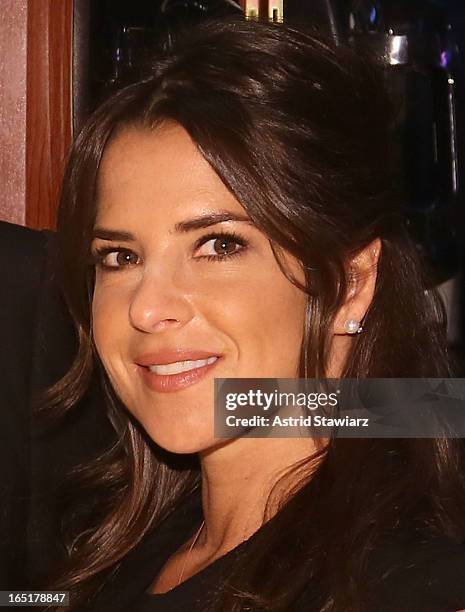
157, 440, 219, 455
147, 428, 221, 455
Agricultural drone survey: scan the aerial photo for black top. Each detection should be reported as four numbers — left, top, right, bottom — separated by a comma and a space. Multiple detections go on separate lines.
0, 221, 117, 589
82, 486, 465, 612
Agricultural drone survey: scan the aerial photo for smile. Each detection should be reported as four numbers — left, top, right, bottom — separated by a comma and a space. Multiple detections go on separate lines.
148, 356, 219, 375
139, 355, 221, 393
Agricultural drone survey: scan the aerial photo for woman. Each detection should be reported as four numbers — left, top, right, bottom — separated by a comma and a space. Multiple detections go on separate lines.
37, 16, 465, 612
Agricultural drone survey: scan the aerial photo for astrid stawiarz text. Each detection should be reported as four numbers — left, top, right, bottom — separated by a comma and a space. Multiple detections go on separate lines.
225, 414, 370, 428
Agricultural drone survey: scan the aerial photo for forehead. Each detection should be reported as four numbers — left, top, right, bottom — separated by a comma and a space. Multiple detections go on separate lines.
96, 123, 245, 224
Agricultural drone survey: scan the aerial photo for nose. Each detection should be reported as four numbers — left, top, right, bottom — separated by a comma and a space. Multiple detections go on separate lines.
128, 270, 193, 334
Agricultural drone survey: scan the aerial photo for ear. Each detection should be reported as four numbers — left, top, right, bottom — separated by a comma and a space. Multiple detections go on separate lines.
332, 238, 381, 335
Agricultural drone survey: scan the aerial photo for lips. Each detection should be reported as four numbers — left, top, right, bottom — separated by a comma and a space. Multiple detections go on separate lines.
135, 348, 223, 393
135, 348, 222, 367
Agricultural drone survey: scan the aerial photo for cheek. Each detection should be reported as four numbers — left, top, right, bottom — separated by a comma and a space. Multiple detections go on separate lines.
91, 284, 128, 360
204, 267, 307, 376
254, 283, 307, 371
91, 287, 137, 408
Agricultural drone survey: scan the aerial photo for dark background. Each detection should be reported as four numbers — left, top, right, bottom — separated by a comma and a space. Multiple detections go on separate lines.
72, 0, 465, 360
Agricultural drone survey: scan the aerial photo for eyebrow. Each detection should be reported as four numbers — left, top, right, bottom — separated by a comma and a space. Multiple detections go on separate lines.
174, 211, 254, 233
92, 211, 254, 241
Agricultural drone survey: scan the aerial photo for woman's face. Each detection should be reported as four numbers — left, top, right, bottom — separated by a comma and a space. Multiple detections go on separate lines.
91, 123, 307, 453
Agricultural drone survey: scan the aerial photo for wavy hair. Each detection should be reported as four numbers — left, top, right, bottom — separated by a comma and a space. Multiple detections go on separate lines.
36, 16, 465, 611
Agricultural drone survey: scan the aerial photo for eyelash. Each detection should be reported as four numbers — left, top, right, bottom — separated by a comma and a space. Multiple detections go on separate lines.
194, 231, 248, 262
91, 231, 248, 271
90, 246, 137, 271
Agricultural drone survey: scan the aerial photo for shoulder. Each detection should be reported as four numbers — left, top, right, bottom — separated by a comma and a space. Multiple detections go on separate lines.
0, 221, 54, 307
0, 221, 54, 383
0, 222, 58, 381
0, 219, 48, 246
0, 220, 50, 268
367, 529, 465, 612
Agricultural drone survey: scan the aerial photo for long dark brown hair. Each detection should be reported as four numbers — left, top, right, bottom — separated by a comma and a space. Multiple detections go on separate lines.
36, 16, 465, 611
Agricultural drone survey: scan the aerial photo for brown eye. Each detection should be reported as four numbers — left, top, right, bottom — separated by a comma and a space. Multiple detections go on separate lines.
212, 237, 239, 256
93, 248, 140, 269
112, 250, 139, 266
195, 232, 248, 261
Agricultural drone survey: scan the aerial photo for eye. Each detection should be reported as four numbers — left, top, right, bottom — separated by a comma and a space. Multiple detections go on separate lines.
91, 246, 140, 270
194, 231, 248, 262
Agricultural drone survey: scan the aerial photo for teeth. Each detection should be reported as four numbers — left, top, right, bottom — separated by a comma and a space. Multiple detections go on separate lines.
148, 356, 218, 375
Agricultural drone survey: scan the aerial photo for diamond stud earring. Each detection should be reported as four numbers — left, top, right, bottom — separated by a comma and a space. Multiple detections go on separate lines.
344, 319, 363, 334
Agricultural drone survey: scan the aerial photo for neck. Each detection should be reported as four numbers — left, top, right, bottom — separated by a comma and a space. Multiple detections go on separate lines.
195, 437, 323, 555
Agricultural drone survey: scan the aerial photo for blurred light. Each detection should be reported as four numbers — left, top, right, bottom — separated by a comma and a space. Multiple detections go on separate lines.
388, 35, 408, 65
269, 1, 284, 22
245, 0, 259, 19
440, 50, 450, 68
369, 6, 377, 26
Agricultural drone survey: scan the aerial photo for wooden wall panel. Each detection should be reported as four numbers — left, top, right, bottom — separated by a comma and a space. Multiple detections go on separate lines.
0, 1, 28, 225
26, 0, 73, 230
